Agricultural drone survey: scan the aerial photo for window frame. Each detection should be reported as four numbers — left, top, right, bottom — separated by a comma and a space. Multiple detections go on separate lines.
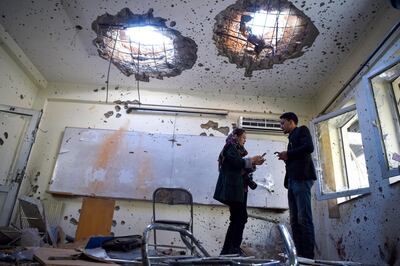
363, 59, 400, 180
310, 104, 371, 201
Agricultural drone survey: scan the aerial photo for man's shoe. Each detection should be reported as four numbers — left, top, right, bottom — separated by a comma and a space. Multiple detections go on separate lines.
230, 247, 247, 257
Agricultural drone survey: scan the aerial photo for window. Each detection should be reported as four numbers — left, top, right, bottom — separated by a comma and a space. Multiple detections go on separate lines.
367, 62, 400, 179
310, 24, 400, 202
311, 105, 370, 200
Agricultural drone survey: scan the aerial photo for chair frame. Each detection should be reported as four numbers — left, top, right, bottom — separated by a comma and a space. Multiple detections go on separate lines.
151, 187, 194, 252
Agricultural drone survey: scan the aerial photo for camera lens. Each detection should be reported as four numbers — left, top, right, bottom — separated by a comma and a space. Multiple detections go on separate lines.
249, 180, 257, 190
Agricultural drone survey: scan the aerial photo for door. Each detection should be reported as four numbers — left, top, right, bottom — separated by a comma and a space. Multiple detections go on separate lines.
0, 105, 41, 226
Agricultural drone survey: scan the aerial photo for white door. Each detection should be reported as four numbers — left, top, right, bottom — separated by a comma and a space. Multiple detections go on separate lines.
0, 105, 41, 226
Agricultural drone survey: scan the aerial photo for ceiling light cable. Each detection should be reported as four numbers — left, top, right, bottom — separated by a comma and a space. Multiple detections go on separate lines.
137, 41, 141, 105
127, 35, 141, 105
105, 30, 119, 103
137, 79, 141, 105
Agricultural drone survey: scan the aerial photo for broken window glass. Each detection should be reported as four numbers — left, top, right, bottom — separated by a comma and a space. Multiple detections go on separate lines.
312, 105, 370, 200
370, 63, 400, 174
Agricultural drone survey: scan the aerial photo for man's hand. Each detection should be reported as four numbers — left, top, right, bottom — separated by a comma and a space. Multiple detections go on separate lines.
276, 151, 288, 161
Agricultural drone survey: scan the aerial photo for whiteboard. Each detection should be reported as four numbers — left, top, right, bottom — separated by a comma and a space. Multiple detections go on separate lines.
49, 127, 288, 209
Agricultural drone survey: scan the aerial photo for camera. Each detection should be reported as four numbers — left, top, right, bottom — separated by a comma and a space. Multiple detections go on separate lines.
246, 173, 257, 190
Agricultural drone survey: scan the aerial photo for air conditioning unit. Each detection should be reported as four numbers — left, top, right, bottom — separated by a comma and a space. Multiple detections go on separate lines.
238, 116, 283, 134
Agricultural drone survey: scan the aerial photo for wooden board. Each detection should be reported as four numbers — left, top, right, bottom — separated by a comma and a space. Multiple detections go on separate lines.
34, 247, 117, 266
75, 197, 115, 241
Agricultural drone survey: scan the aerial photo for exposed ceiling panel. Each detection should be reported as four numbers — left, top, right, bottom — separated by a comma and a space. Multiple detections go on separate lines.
0, 0, 390, 99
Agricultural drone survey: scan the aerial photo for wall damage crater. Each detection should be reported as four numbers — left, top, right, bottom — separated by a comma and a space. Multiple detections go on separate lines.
92, 8, 198, 82
213, 0, 319, 77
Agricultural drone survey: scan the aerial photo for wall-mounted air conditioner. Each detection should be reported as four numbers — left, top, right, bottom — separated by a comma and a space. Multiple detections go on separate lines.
238, 116, 283, 134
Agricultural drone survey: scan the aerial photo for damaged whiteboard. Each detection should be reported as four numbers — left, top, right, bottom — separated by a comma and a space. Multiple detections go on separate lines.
49, 127, 288, 209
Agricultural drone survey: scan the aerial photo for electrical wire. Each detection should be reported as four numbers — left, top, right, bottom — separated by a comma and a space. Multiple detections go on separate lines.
137, 41, 141, 105
105, 30, 119, 103
137, 79, 141, 104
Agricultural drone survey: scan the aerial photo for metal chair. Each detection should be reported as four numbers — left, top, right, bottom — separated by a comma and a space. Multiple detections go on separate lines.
151, 187, 193, 253
142, 223, 209, 266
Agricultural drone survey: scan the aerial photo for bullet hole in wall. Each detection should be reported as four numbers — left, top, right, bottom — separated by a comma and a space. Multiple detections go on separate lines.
32, 172, 41, 184
335, 236, 346, 259
216, 126, 230, 136
104, 111, 114, 118
201, 120, 218, 130
69, 218, 78, 225
32, 185, 39, 193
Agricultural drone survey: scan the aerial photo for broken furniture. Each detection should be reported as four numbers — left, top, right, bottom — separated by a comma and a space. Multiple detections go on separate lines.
34, 247, 118, 266
0, 226, 21, 245
278, 224, 298, 266
17, 196, 56, 246
75, 197, 115, 241
79, 222, 360, 266
151, 187, 194, 254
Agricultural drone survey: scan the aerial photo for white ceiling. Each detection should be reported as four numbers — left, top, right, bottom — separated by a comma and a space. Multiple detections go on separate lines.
0, 0, 392, 99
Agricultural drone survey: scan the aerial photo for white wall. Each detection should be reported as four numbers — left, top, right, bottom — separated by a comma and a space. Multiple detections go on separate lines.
0, 44, 39, 108
314, 5, 399, 113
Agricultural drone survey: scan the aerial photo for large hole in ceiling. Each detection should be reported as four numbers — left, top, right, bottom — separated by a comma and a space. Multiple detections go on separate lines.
213, 0, 319, 77
92, 8, 198, 82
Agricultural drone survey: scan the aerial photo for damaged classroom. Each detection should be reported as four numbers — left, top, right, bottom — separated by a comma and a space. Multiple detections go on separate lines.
0, 0, 399, 265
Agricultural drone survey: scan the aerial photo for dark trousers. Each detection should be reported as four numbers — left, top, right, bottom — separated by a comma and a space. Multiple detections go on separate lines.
288, 178, 315, 259
221, 193, 248, 254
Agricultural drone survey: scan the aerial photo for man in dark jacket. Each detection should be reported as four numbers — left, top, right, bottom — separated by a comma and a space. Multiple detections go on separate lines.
276, 112, 316, 259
